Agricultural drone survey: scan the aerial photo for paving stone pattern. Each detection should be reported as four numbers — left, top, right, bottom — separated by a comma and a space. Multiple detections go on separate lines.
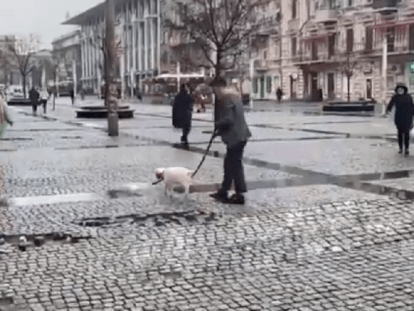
1, 199, 414, 310
2, 104, 414, 310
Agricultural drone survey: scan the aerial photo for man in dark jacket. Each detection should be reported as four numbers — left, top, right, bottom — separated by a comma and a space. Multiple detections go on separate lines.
29, 87, 39, 115
172, 84, 194, 148
209, 77, 252, 205
276, 88, 282, 103
69, 89, 75, 105
386, 82, 414, 156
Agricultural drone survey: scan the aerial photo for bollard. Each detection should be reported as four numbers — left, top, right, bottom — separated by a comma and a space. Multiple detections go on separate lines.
18, 236, 28, 251
34, 236, 45, 247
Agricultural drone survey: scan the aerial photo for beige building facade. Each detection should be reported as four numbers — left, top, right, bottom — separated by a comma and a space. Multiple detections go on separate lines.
252, 0, 414, 101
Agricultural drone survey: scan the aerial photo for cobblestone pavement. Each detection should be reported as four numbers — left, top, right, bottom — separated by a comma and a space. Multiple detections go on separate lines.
1, 101, 414, 310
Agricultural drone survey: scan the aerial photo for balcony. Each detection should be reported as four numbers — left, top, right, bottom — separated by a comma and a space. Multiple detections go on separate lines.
315, 8, 339, 24
373, 0, 398, 14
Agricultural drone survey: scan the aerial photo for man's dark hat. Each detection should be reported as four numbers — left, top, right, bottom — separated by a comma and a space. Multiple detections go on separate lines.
395, 82, 408, 93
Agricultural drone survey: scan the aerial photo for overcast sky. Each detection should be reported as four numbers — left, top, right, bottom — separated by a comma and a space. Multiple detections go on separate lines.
0, 0, 104, 49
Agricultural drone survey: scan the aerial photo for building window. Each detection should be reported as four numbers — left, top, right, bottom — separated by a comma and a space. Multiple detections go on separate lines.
410, 24, 414, 50
346, 28, 353, 52
348, 0, 353, 6
328, 33, 336, 58
266, 76, 272, 93
253, 77, 258, 93
365, 26, 373, 51
387, 27, 395, 52
291, 37, 297, 56
387, 75, 395, 90
292, 0, 297, 19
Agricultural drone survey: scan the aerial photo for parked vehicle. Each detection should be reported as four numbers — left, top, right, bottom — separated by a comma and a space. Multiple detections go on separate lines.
6, 85, 26, 100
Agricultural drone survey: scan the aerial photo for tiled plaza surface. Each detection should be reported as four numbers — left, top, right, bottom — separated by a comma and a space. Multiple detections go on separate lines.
1, 98, 414, 310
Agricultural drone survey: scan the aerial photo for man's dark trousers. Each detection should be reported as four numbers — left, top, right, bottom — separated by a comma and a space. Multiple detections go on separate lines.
181, 126, 190, 144
222, 141, 247, 193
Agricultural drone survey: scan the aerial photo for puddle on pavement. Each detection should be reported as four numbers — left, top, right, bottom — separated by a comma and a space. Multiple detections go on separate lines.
72, 209, 219, 229
0, 297, 13, 307
107, 182, 158, 198
0, 233, 91, 252
11, 193, 104, 206
61, 136, 82, 139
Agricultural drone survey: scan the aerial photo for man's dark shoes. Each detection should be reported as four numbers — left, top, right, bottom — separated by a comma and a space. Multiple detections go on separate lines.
405, 149, 409, 156
226, 193, 245, 205
399, 149, 403, 154
210, 189, 228, 201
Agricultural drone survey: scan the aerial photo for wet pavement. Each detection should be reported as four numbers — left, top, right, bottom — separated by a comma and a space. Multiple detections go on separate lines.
1, 98, 414, 310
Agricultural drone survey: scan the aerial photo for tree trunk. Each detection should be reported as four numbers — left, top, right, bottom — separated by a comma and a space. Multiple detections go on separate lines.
347, 75, 350, 102
22, 74, 27, 99
213, 51, 222, 127
215, 50, 222, 78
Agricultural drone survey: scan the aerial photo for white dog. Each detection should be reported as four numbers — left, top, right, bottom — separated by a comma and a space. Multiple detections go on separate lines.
155, 167, 195, 199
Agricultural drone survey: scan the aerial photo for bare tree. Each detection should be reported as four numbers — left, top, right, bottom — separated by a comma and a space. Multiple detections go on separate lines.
169, 0, 268, 78
5, 34, 41, 98
339, 51, 358, 102
0, 49, 10, 85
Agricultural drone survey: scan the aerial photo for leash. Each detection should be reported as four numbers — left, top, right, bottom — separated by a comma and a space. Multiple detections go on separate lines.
191, 133, 216, 178
151, 133, 216, 185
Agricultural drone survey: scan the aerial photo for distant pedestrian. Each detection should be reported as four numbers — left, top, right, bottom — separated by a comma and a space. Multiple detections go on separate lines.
172, 84, 194, 148
29, 87, 39, 115
69, 89, 75, 105
80, 88, 85, 100
209, 77, 251, 205
40, 89, 49, 114
137, 87, 142, 102
276, 88, 282, 103
386, 82, 414, 156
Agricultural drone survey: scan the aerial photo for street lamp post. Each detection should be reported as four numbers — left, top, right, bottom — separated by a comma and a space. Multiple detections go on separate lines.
106, 0, 119, 136
381, 33, 388, 116
249, 58, 256, 109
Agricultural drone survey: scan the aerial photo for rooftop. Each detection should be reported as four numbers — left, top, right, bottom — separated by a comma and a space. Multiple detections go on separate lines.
62, 0, 132, 25
52, 30, 81, 44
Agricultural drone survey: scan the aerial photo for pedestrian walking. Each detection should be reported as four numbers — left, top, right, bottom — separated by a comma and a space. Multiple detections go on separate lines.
276, 88, 282, 103
69, 89, 75, 105
80, 88, 85, 100
386, 82, 414, 156
29, 87, 39, 115
40, 89, 49, 114
137, 87, 142, 102
172, 84, 194, 148
209, 77, 251, 205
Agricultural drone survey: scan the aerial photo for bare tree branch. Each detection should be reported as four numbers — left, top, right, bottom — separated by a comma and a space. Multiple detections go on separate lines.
5, 35, 40, 98
168, 0, 268, 77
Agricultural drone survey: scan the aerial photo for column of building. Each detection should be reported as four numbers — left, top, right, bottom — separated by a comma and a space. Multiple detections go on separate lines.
132, 1, 137, 96
81, 33, 86, 90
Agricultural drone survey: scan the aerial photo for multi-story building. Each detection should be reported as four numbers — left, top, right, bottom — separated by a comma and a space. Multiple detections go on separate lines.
63, 0, 162, 96
249, 1, 282, 100
51, 30, 82, 92
286, 0, 414, 101
0, 35, 21, 86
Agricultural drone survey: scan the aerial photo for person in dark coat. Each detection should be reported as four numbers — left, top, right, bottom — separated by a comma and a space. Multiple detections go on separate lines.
29, 87, 39, 115
136, 87, 142, 101
69, 89, 75, 105
209, 77, 252, 205
386, 82, 414, 156
172, 84, 194, 147
276, 88, 282, 103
